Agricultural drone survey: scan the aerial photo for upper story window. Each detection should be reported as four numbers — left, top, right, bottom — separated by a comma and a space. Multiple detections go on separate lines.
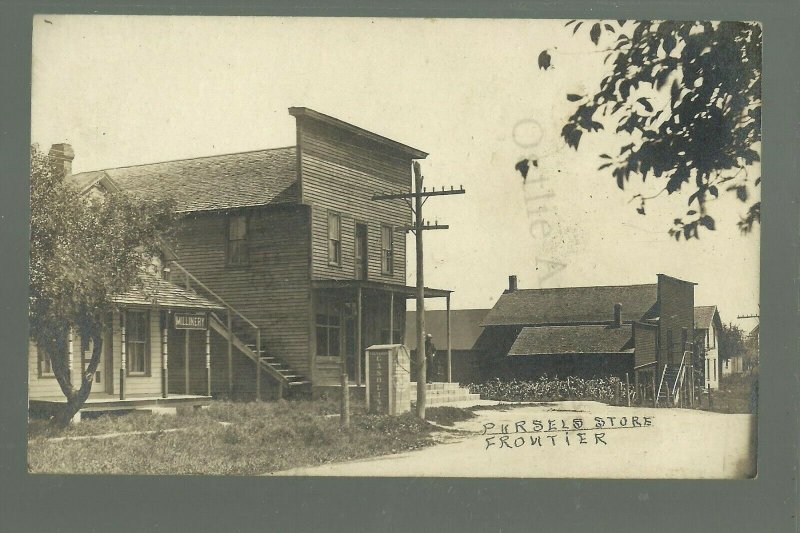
328, 211, 342, 266
125, 310, 149, 376
227, 214, 249, 266
381, 225, 394, 275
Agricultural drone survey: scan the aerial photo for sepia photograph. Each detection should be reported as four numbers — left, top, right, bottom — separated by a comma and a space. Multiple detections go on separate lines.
28, 16, 761, 479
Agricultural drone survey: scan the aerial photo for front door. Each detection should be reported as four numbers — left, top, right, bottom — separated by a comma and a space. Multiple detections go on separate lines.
355, 223, 368, 280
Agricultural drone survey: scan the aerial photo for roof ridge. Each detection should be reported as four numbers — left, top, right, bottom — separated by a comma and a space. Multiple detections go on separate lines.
510, 283, 658, 292
73, 145, 296, 175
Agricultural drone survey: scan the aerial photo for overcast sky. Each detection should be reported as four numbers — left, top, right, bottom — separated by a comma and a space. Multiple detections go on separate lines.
31, 16, 760, 328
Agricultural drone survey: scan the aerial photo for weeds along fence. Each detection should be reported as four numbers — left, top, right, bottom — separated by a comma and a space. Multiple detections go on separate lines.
468, 376, 636, 405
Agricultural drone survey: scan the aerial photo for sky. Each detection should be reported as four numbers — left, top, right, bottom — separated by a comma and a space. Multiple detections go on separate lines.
31, 16, 760, 328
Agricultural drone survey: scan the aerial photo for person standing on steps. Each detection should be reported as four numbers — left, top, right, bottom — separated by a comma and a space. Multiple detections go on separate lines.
425, 333, 437, 383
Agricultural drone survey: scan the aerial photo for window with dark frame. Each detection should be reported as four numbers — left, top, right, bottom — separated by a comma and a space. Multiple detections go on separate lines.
381, 225, 394, 275
38, 343, 54, 377
126, 311, 149, 375
227, 214, 249, 265
315, 302, 342, 357
328, 211, 342, 265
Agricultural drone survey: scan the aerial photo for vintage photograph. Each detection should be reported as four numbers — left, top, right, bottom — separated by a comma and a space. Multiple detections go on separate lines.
28, 16, 760, 478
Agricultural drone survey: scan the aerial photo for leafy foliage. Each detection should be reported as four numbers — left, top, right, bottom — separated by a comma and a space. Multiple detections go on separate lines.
470, 376, 631, 404
534, 21, 761, 238
29, 144, 175, 424
718, 322, 747, 361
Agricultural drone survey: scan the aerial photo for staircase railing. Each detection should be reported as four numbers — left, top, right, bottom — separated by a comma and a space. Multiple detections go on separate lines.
168, 261, 270, 398
672, 351, 688, 406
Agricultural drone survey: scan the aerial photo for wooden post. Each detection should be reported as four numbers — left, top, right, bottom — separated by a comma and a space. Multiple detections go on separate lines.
707, 383, 713, 410
340, 373, 350, 428
389, 291, 394, 344
356, 286, 362, 387
184, 329, 190, 395
162, 316, 169, 399
652, 372, 657, 408
446, 294, 452, 383
226, 310, 233, 397
184, 277, 191, 395
205, 327, 211, 397
67, 327, 75, 388
625, 373, 631, 407
414, 162, 427, 419
120, 312, 126, 400
255, 328, 262, 402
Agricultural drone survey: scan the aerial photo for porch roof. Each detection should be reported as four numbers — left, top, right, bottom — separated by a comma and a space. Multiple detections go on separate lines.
311, 279, 452, 299
113, 274, 225, 311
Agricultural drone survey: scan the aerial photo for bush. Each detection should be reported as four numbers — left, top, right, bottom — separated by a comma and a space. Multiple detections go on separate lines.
468, 375, 632, 404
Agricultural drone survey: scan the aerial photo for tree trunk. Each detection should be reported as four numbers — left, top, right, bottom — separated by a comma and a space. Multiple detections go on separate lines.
52, 328, 104, 427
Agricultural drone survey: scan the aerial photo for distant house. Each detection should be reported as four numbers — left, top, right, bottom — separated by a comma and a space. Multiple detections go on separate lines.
479, 274, 696, 389
694, 305, 722, 389
406, 309, 489, 384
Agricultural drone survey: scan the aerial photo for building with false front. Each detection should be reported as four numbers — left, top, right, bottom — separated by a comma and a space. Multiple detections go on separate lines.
60, 108, 453, 399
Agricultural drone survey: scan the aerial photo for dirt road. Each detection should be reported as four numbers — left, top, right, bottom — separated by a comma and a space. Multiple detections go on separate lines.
269, 401, 756, 479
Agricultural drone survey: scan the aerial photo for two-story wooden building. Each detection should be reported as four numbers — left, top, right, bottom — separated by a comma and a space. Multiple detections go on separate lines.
67, 108, 452, 398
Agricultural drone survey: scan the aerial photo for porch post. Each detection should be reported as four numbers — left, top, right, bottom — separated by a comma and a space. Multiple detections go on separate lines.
389, 291, 394, 344
120, 311, 126, 400
206, 327, 212, 397
226, 310, 233, 396
256, 328, 262, 401
184, 329, 190, 395
356, 286, 362, 387
162, 313, 169, 399
67, 327, 75, 388
446, 293, 452, 383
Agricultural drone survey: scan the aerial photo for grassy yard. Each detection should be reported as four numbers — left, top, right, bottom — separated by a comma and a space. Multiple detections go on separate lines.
28, 399, 440, 475
699, 373, 758, 414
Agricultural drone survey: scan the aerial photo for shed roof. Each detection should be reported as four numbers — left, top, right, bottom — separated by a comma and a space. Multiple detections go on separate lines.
694, 305, 719, 330
69, 146, 298, 213
113, 274, 223, 311
481, 284, 659, 327
405, 309, 489, 351
508, 325, 634, 356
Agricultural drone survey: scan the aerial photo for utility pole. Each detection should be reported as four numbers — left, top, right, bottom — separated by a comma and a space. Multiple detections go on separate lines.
372, 161, 465, 419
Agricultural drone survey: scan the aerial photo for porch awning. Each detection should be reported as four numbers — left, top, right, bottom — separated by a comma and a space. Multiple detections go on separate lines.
113, 273, 224, 311
312, 279, 452, 299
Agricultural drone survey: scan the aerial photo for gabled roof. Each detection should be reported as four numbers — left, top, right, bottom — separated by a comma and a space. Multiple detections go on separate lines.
405, 309, 490, 350
69, 146, 298, 213
694, 305, 720, 330
508, 325, 634, 356
481, 284, 659, 327
113, 273, 223, 311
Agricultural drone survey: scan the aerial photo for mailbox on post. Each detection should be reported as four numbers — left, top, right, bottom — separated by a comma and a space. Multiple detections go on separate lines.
365, 344, 411, 415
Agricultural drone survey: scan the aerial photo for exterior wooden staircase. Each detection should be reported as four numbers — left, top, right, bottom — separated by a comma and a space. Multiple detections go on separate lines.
169, 261, 309, 397
656, 351, 690, 407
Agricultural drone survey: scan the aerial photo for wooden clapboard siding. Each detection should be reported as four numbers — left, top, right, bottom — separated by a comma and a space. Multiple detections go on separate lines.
298, 118, 413, 285
27, 338, 78, 399
170, 205, 312, 378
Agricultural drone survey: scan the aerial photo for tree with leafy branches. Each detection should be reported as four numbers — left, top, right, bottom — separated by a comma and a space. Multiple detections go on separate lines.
29, 144, 175, 425
528, 20, 761, 239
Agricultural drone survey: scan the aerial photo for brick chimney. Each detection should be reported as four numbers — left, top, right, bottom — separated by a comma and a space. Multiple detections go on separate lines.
49, 143, 74, 178
508, 275, 518, 292
613, 303, 622, 327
